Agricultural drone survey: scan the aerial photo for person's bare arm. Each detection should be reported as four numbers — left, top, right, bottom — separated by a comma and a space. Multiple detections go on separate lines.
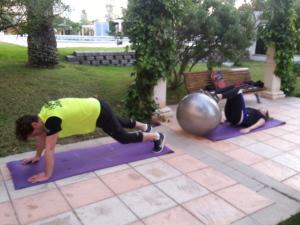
239, 118, 266, 134
220, 114, 227, 124
22, 131, 47, 164
28, 133, 59, 183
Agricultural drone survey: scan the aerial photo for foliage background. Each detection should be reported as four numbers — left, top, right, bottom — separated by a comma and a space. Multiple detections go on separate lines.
261, 0, 299, 96
123, 0, 180, 121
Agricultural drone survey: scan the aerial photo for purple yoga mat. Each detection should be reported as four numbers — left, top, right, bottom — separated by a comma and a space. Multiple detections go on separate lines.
7, 141, 174, 189
203, 119, 286, 141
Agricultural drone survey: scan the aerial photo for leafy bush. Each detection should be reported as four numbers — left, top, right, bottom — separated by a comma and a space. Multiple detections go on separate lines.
261, 0, 299, 96
293, 62, 300, 77
123, 0, 179, 121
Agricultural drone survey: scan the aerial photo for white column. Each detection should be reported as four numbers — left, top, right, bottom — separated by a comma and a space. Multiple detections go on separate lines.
118, 22, 122, 32
152, 78, 173, 120
0, 31, 4, 41
260, 46, 285, 99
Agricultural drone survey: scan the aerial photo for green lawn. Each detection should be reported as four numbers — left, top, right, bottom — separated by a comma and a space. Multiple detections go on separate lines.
278, 212, 300, 225
0, 42, 266, 156
0, 43, 135, 156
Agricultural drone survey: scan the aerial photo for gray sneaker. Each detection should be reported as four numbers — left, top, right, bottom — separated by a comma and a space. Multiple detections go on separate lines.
152, 133, 165, 153
143, 124, 152, 133
204, 90, 219, 103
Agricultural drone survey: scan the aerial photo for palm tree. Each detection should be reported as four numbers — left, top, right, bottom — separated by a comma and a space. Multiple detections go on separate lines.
0, 0, 69, 68
26, 1, 60, 68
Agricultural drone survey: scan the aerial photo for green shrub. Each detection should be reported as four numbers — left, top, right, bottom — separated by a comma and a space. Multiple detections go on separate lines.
292, 62, 300, 77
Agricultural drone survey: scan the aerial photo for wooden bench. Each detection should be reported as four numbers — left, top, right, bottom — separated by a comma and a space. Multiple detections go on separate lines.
183, 68, 266, 103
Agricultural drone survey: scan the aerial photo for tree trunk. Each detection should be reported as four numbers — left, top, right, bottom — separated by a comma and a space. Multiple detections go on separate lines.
27, 22, 59, 68
26, 0, 59, 68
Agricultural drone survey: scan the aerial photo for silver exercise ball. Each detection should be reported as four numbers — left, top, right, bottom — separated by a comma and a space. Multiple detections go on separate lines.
176, 93, 221, 136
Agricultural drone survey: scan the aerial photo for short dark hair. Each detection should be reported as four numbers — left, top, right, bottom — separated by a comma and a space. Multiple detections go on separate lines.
266, 111, 272, 121
15, 115, 38, 142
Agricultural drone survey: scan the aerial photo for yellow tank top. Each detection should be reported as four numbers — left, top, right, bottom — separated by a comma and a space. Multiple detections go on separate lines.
38, 98, 101, 138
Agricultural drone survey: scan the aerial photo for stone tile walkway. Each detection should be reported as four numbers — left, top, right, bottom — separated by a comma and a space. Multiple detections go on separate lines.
1, 95, 300, 225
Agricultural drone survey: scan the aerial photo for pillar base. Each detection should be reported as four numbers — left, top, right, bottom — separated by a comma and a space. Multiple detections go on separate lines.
152, 106, 174, 121
260, 91, 285, 100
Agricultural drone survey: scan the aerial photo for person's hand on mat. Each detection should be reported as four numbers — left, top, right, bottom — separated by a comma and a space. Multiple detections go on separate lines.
239, 128, 251, 133
28, 173, 49, 183
22, 156, 40, 165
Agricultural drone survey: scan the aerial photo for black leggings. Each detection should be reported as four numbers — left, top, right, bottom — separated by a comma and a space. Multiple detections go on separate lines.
96, 99, 143, 144
215, 85, 248, 125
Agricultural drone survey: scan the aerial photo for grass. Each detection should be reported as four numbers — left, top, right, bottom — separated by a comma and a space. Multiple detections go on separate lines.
0, 42, 266, 157
278, 212, 300, 225
0, 43, 134, 156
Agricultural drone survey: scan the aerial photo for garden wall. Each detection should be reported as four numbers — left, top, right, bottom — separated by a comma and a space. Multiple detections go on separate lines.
66, 50, 135, 66
65, 50, 250, 66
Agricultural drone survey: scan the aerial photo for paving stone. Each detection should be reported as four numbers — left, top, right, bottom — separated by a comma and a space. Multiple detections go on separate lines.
94, 164, 130, 176
75, 196, 138, 225
27, 211, 81, 225
200, 156, 236, 174
0, 152, 33, 164
272, 153, 300, 172
0, 181, 9, 203
231, 216, 262, 225
254, 173, 300, 199
244, 142, 283, 158
226, 160, 264, 179
135, 160, 181, 183
156, 175, 210, 204
227, 170, 266, 192
5, 179, 57, 200
201, 148, 233, 162
227, 136, 257, 147
119, 185, 177, 219
291, 191, 300, 202
182, 147, 209, 159
55, 172, 97, 187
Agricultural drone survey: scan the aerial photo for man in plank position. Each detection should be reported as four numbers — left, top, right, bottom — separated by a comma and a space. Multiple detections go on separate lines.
16, 97, 165, 183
